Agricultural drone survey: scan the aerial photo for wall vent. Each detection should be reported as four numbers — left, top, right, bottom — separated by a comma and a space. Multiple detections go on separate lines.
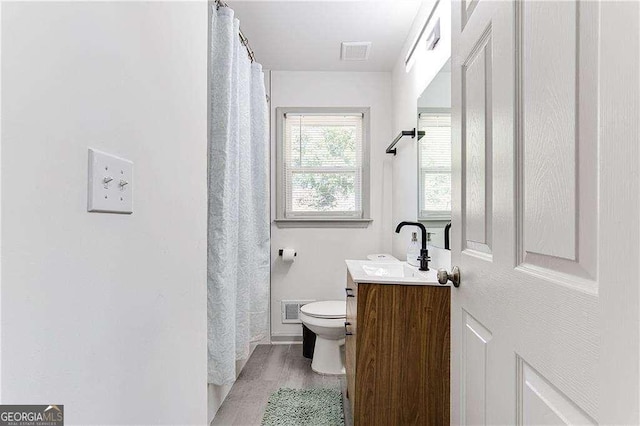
281, 300, 315, 324
341, 42, 372, 61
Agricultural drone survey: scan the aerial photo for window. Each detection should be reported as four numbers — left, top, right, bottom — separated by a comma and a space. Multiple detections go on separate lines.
418, 112, 451, 220
276, 108, 370, 224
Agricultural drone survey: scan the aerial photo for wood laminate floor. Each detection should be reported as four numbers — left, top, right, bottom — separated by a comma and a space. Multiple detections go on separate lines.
211, 344, 353, 426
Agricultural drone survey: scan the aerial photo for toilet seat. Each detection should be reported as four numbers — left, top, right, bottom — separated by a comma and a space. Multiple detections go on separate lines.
298, 312, 345, 331
300, 301, 346, 319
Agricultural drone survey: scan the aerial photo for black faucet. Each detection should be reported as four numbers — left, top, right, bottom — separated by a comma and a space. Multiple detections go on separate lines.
395, 221, 430, 271
444, 222, 452, 250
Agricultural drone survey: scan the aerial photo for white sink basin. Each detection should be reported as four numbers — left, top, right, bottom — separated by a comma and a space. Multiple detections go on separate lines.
361, 262, 420, 278
346, 259, 447, 286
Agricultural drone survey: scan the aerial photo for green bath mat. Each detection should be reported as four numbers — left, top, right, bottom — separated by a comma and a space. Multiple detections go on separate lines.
261, 388, 344, 426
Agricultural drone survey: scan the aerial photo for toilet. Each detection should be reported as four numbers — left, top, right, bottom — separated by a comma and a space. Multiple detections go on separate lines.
299, 300, 346, 375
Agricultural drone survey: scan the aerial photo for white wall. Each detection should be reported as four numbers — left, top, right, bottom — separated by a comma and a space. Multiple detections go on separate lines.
269, 71, 393, 339
391, 0, 452, 259
1, 3, 208, 425
418, 70, 451, 108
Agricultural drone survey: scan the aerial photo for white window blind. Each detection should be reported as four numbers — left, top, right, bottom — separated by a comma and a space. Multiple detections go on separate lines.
283, 113, 364, 218
418, 113, 451, 219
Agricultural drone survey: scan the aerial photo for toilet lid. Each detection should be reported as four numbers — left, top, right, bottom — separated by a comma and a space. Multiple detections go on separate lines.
300, 301, 346, 319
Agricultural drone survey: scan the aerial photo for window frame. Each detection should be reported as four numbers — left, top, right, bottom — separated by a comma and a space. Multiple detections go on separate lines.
275, 107, 372, 228
417, 107, 452, 222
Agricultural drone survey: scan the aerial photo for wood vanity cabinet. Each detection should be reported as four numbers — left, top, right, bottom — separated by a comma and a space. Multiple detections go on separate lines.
345, 272, 450, 426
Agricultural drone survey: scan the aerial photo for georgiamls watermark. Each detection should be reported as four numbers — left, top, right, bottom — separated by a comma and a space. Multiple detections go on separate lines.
0, 405, 63, 426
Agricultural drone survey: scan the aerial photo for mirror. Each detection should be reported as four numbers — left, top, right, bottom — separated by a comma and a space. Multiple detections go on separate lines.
417, 59, 451, 249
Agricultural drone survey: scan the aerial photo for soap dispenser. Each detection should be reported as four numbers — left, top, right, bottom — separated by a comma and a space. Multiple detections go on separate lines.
407, 232, 420, 267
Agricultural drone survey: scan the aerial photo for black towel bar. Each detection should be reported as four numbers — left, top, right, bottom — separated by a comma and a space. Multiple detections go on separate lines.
386, 128, 425, 155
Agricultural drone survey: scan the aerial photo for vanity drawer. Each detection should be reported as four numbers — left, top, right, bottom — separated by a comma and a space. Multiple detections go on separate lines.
345, 274, 357, 404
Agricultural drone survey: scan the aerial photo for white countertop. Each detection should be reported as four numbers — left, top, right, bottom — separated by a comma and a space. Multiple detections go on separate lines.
345, 259, 450, 287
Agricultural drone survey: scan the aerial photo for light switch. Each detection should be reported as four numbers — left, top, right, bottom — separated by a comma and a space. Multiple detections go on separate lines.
88, 148, 133, 214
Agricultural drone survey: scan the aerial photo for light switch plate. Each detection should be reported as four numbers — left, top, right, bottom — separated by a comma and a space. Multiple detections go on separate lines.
88, 148, 133, 214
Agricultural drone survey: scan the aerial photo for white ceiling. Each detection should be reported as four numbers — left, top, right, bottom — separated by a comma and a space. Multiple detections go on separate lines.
226, 1, 423, 72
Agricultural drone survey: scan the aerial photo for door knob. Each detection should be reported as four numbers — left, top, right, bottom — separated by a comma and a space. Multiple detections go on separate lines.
437, 266, 460, 287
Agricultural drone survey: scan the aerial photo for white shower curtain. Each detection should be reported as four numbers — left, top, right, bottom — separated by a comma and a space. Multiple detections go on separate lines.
208, 5, 270, 385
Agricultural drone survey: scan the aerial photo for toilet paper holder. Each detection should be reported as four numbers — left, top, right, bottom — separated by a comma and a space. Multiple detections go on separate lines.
278, 249, 297, 257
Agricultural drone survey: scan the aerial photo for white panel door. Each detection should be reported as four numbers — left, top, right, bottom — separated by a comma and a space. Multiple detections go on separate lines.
451, 1, 640, 424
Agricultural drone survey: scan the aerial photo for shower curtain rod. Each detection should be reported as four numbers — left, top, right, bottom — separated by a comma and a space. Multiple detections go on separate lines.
215, 0, 256, 63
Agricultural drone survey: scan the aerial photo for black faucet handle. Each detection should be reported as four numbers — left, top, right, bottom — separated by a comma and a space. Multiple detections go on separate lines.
418, 248, 430, 271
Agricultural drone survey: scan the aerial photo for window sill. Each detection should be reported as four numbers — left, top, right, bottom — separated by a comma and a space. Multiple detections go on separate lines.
274, 218, 373, 228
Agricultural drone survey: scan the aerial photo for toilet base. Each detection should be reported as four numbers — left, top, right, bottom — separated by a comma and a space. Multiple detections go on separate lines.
310, 336, 345, 375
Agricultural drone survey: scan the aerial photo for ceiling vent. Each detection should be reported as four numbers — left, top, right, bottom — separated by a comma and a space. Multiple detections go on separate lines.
341, 42, 372, 61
